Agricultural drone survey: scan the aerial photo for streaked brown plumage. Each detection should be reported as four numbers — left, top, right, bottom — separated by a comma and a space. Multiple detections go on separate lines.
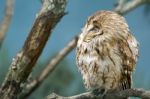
76, 11, 139, 93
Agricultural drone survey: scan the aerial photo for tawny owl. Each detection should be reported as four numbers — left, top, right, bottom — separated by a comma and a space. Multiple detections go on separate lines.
76, 11, 139, 94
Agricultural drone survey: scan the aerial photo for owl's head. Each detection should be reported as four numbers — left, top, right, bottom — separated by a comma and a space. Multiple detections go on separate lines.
81, 10, 129, 42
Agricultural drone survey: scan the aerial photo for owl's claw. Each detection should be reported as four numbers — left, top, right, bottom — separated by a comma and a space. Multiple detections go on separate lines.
92, 88, 107, 99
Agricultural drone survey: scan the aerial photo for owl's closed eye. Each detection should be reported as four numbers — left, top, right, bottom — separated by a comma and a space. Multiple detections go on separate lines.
83, 24, 103, 42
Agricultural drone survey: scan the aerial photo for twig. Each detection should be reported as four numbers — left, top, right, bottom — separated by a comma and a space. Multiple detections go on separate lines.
114, 0, 150, 15
114, 0, 126, 12
21, 0, 150, 98
0, 0, 14, 48
0, 0, 67, 99
21, 36, 78, 98
46, 88, 150, 99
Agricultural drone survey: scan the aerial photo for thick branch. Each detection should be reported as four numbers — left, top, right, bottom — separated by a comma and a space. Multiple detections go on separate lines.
0, 0, 67, 99
21, 0, 150, 98
46, 88, 150, 99
0, 0, 14, 47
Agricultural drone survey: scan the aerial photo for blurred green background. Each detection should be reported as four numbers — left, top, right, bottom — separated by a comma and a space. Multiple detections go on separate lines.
0, 0, 150, 99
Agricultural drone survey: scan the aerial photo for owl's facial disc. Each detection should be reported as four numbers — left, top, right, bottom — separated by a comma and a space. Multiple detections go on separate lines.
83, 24, 103, 42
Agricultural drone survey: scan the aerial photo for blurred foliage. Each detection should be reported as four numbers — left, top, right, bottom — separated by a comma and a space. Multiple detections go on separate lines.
28, 56, 85, 99
0, 47, 11, 85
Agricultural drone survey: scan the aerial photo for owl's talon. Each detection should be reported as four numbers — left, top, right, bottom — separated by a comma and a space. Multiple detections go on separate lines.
92, 88, 107, 99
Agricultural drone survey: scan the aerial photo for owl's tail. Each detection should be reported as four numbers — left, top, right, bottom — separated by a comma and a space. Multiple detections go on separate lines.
120, 71, 132, 99
121, 72, 132, 90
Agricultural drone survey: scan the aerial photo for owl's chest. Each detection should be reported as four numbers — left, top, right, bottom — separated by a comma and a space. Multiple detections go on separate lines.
77, 42, 110, 72
77, 42, 122, 89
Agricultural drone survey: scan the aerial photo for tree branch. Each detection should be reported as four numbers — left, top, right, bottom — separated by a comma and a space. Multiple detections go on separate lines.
0, 0, 14, 48
0, 0, 67, 99
46, 88, 150, 99
21, 0, 150, 98
114, 0, 150, 15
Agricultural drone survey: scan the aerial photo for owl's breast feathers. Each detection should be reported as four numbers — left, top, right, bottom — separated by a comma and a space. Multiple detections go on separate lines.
76, 33, 139, 91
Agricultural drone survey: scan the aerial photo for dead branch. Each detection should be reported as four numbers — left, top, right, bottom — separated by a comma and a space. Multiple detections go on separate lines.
0, 0, 14, 47
46, 88, 150, 99
0, 0, 67, 99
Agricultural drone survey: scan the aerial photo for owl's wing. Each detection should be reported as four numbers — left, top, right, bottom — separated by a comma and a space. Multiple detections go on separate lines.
127, 34, 139, 65
118, 34, 139, 89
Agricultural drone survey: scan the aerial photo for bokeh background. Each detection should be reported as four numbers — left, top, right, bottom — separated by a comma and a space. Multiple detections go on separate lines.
0, 0, 150, 99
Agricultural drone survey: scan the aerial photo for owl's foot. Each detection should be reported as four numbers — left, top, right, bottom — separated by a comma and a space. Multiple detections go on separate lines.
92, 88, 107, 99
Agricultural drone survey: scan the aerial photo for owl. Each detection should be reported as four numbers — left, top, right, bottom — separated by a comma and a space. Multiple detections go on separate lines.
76, 11, 139, 94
